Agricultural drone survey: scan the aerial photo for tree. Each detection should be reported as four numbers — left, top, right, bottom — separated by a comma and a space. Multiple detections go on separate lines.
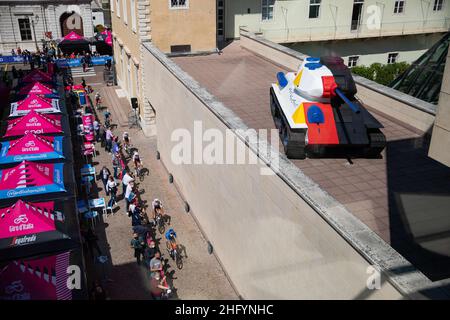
351, 62, 410, 86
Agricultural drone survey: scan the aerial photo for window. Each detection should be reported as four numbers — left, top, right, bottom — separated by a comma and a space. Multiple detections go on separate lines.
134, 64, 140, 97
116, 0, 120, 17
262, 0, 275, 21
131, 0, 137, 32
170, 0, 188, 9
309, 0, 321, 19
394, 0, 405, 14
170, 45, 191, 53
348, 56, 359, 67
18, 18, 32, 41
110, 0, 114, 12
388, 53, 399, 64
433, 0, 444, 11
123, 0, 128, 24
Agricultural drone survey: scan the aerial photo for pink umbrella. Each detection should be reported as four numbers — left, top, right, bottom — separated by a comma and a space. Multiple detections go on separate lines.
4, 110, 62, 137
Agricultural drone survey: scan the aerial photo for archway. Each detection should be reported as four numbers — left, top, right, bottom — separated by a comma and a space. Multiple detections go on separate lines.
60, 12, 84, 37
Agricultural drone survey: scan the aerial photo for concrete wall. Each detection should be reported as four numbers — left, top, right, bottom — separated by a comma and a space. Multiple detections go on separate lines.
429, 42, 450, 166
225, 0, 449, 42
240, 29, 437, 133
287, 33, 446, 66
140, 41, 442, 299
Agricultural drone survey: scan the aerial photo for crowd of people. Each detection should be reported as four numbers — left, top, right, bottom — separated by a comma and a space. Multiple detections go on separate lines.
64, 72, 178, 300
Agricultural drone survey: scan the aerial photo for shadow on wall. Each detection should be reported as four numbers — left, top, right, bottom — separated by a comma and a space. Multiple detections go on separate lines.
385, 133, 450, 282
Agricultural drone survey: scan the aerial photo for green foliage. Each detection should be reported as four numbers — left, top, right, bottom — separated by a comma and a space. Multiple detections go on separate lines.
351, 62, 410, 86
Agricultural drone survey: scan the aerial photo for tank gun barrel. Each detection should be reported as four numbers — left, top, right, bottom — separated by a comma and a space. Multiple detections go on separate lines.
334, 88, 360, 114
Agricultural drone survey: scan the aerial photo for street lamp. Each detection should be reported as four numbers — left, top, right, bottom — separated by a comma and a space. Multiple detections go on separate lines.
30, 15, 40, 52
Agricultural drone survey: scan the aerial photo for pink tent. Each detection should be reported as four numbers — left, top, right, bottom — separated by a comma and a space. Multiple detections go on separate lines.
0, 251, 72, 300
21, 69, 52, 83
62, 31, 85, 42
0, 200, 58, 239
0, 133, 64, 164
0, 161, 65, 199
4, 110, 62, 137
18, 82, 54, 96
7, 133, 55, 155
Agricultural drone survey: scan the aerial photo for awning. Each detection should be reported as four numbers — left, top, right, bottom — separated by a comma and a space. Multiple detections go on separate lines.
0, 161, 66, 200
0, 133, 64, 164
10, 94, 60, 117
17, 82, 57, 97
0, 249, 87, 300
4, 110, 62, 137
21, 69, 53, 84
59, 31, 89, 44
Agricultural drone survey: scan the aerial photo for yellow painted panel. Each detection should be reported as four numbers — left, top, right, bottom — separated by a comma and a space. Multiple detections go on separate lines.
292, 104, 306, 124
293, 69, 303, 87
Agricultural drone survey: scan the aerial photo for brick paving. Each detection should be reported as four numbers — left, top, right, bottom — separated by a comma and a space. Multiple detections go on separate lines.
80, 67, 238, 299
173, 42, 450, 281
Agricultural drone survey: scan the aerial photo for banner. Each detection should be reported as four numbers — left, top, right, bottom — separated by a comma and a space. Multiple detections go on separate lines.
55, 56, 113, 68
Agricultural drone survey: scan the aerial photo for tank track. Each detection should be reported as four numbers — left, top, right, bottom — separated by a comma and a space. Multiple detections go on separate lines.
364, 129, 386, 158
270, 88, 306, 159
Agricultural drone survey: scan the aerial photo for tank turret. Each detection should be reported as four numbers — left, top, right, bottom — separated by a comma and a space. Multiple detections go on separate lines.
269, 56, 386, 159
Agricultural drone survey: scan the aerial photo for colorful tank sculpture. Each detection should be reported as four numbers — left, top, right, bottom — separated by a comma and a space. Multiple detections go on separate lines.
270, 56, 386, 159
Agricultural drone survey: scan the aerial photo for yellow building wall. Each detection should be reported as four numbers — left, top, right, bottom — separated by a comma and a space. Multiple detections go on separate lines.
111, 0, 143, 109
150, 0, 217, 53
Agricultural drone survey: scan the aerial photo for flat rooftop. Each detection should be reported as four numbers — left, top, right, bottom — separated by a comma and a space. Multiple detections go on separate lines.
172, 42, 450, 282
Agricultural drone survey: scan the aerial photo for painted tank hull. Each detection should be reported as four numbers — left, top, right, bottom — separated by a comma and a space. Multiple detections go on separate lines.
270, 56, 386, 159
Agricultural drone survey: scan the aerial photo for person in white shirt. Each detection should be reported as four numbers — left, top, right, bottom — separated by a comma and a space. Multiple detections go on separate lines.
122, 169, 134, 197
124, 181, 135, 213
106, 176, 117, 209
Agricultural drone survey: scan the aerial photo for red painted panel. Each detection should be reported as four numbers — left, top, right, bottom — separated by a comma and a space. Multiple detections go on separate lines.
304, 103, 339, 145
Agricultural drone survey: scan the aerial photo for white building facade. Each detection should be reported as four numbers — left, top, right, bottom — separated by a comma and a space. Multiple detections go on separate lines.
225, 0, 450, 66
0, 0, 99, 54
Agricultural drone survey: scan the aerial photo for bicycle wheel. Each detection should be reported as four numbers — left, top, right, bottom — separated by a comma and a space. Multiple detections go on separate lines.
176, 252, 183, 270
158, 218, 165, 234
166, 241, 171, 253
139, 170, 144, 182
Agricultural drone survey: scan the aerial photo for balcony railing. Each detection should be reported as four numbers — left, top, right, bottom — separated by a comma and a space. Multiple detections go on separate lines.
259, 18, 450, 43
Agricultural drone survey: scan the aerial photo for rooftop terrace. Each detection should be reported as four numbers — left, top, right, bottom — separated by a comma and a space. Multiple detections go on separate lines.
172, 42, 450, 282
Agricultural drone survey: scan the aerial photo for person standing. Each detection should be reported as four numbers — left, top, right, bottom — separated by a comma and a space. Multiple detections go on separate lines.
105, 127, 113, 153
99, 124, 106, 147
112, 152, 120, 179
100, 166, 111, 196
106, 176, 117, 209
93, 119, 100, 141
121, 169, 134, 197
130, 233, 145, 265
124, 181, 135, 213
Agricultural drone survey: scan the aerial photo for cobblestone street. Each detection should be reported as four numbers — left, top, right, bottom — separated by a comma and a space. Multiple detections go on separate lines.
84, 67, 238, 300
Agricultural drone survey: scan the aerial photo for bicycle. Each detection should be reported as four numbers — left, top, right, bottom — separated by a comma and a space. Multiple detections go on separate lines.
155, 209, 165, 234
166, 237, 183, 270
135, 163, 144, 182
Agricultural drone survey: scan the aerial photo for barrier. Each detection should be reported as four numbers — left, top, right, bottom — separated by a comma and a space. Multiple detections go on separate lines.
55, 56, 113, 68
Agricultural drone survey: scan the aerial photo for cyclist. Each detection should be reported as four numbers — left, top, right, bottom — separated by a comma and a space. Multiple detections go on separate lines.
152, 198, 165, 222
165, 228, 177, 259
95, 92, 101, 109
122, 131, 131, 155
103, 109, 111, 127
132, 150, 143, 176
